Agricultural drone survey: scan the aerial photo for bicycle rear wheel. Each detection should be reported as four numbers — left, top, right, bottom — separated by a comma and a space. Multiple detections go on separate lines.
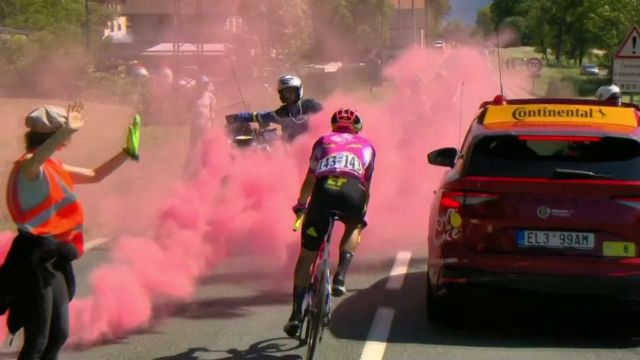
306, 265, 328, 360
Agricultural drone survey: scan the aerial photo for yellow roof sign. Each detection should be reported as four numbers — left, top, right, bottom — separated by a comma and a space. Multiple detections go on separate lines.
483, 104, 638, 128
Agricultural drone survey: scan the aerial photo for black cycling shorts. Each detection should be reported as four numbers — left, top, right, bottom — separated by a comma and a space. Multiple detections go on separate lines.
301, 175, 368, 251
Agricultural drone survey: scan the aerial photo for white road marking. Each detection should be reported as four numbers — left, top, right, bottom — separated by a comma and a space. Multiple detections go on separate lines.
359, 307, 396, 360
359, 251, 412, 360
84, 237, 110, 251
385, 251, 412, 290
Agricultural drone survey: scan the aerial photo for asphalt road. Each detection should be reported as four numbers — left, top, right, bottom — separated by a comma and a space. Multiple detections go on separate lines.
0, 239, 639, 360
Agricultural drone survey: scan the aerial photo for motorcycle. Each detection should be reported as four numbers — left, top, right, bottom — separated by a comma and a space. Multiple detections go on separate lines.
224, 115, 280, 153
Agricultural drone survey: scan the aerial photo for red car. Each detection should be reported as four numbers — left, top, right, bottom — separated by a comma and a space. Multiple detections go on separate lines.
426, 96, 640, 323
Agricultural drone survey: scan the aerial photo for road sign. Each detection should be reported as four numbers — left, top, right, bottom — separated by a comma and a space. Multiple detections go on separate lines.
526, 58, 543, 75
613, 26, 640, 93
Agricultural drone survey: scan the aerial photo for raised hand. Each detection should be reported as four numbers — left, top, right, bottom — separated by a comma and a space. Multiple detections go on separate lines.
66, 101, 87, 131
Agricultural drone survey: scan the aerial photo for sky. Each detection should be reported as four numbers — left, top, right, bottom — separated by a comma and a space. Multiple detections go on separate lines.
446, 0, 492, 25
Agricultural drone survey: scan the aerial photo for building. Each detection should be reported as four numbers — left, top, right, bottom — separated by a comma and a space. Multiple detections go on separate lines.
101, 0, 241, 72
388, 0, 427, 54
100, 0, 131, 43
389, 0, 427, 51
116, 0, 240, 52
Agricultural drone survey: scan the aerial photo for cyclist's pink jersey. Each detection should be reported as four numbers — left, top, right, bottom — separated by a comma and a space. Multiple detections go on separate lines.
309, 132, 376, 184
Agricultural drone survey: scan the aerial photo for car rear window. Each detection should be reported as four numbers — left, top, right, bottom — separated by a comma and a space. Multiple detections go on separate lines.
465, 135, 640, 180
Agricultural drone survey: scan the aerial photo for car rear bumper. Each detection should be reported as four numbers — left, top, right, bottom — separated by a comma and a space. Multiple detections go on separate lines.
438, 264, 640, 300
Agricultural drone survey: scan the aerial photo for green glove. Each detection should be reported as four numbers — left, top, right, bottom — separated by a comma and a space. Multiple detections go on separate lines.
124, 114, 141, 161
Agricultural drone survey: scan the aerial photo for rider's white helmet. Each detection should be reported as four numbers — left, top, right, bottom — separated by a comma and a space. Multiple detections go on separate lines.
595, 84, 621, 102
277, 75, 303, 103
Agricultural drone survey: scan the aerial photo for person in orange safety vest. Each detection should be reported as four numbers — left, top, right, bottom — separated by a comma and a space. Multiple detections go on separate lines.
1, 101, 140, 360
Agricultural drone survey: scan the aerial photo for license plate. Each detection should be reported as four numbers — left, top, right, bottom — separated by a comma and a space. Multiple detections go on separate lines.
517, 230, 595, 249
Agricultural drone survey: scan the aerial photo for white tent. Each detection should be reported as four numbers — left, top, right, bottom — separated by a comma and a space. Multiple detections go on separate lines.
140, 42, 231, 56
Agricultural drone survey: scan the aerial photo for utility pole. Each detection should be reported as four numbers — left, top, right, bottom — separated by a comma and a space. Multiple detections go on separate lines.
424, 0, 429, 44
380, 0, 385, 66
196, 0, 203, 72
173, 0, 181, 72
85, 0, 90, 49
412, 0, 416, 45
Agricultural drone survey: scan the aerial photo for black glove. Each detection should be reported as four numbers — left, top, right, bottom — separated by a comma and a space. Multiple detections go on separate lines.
292, 202, 307, 215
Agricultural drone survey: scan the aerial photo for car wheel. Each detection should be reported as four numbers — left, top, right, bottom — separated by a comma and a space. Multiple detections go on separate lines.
426, 271, 452, 325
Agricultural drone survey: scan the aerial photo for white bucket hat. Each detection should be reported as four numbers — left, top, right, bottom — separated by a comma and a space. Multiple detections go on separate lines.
25, 105, 67, 133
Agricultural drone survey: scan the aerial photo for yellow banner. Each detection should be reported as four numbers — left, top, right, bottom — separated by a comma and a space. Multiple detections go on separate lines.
484, 104, 638, 128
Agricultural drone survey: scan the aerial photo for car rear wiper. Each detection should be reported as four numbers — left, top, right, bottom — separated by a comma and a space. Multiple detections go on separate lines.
551, 168, 614, 180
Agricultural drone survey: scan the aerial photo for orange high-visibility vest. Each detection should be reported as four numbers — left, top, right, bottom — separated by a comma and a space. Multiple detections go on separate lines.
6, 156, 84, 256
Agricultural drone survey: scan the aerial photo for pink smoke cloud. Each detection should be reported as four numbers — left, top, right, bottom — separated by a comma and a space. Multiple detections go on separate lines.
0, 44, 532, 346
0, 232, 12, 344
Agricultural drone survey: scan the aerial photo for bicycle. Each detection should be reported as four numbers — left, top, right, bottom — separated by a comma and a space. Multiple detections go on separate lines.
292, 210, 340, 360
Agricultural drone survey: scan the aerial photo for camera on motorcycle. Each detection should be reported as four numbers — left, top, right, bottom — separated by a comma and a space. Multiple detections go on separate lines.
224, 114, 236, 124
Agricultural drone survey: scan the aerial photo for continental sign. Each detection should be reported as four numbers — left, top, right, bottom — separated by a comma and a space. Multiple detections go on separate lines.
483, 104, 638, 128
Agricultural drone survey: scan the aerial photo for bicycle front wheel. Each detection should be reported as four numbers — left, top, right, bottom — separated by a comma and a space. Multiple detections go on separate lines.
306, 267, 328, 360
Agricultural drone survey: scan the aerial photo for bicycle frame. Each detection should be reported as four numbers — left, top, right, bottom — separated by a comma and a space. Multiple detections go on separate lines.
300, 213, 337, 360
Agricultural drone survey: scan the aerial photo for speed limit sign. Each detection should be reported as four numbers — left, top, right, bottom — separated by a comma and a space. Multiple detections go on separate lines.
526, 58, 543, 75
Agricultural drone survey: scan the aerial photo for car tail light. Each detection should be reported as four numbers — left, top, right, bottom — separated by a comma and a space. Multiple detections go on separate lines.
440, 191, 464, 208
614, 196, 640, 209
440, 191, 500, 209
440, 277, 468, 284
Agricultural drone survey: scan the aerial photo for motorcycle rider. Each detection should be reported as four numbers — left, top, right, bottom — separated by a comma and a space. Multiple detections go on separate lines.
284, 108, 376, 338
225, 75, 323, 143
595, 84, 622, 105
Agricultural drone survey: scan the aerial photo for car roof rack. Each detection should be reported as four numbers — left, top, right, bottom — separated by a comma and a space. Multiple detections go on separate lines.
475, 97, 640, 128
479, 97, 640, 111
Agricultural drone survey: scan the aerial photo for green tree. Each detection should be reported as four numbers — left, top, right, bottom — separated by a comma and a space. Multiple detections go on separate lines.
499, 16, 527, 46
425, 0, 451, 39
238, 0, 312, 65
442, 19, 471, 42
0, 0, 115, 96
485, 0, 639, 68
521, 0, 552, 62
308, 0, 394, 60
586, 0, 638, 62
1, 0, 111, 35
475, 5, 493, 37
489, 0, 524, 29
565, 0, 603, 65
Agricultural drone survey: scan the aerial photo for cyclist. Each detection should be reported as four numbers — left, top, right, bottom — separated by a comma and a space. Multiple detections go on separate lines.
225, 75, 322, 143
595, 84, 622, 105
284, 108, 376, 338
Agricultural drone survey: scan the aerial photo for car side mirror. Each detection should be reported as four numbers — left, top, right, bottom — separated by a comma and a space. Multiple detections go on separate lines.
427, 147, 458, 168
